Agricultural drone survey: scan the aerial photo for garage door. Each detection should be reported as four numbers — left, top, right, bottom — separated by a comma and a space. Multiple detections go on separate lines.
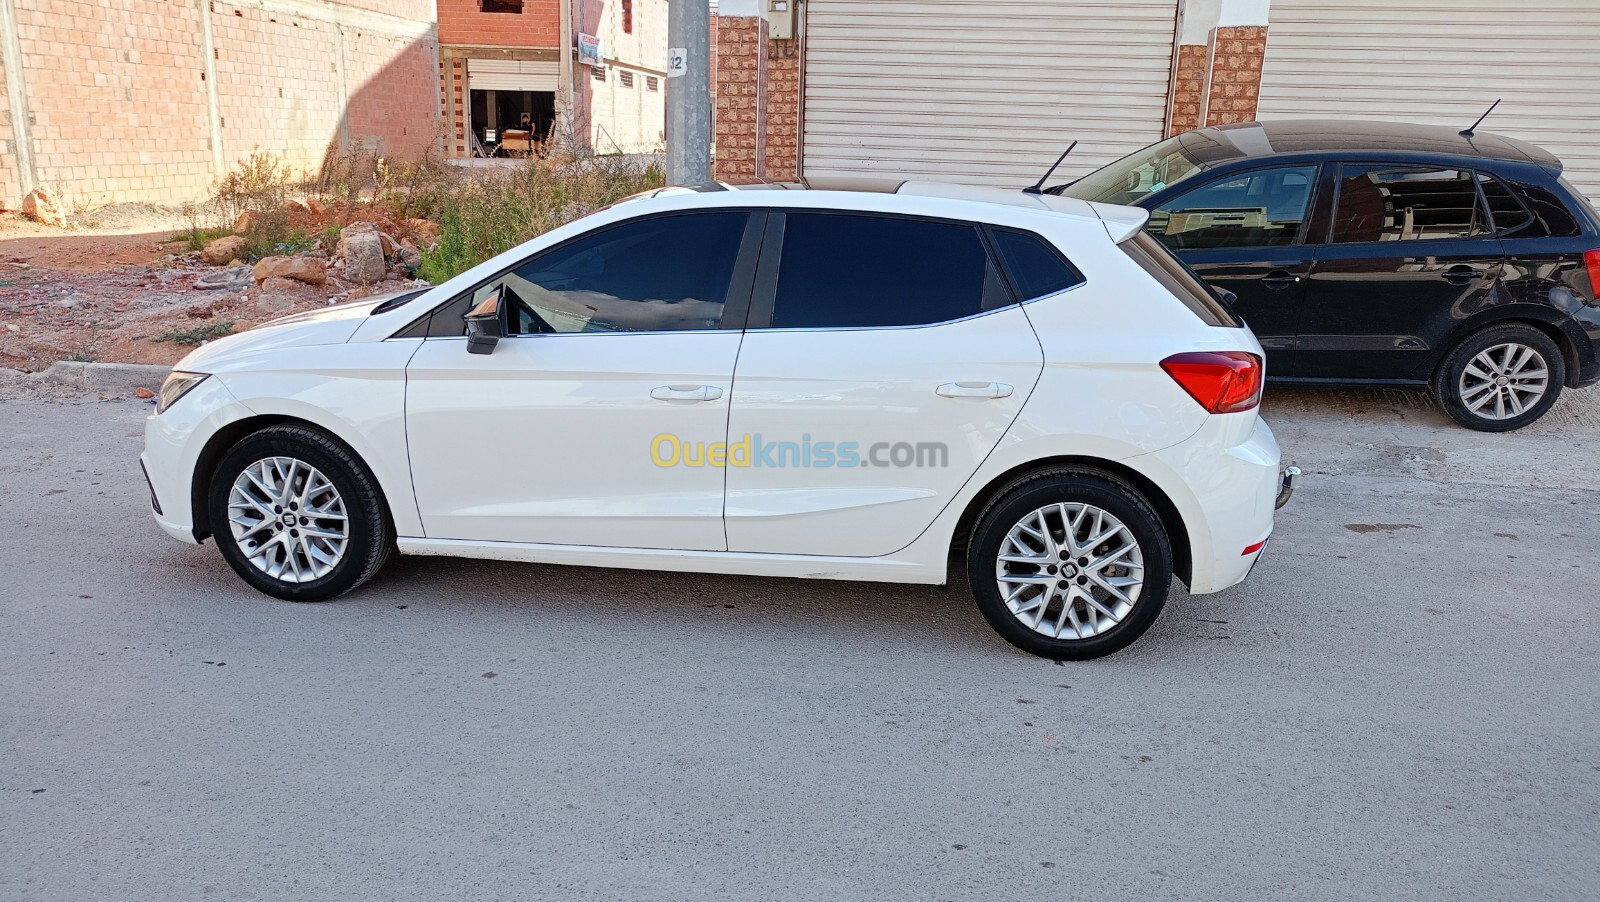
803, 1, 1180, 188
1256, 0, 1600, 199
468, 60, 559, 93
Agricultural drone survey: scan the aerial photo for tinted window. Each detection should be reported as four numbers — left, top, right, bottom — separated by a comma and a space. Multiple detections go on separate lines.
1149, 165, 1317, 250
1478, 173, 1533, 235
1525, 177, 1584, 238
989, 228, 1084, 300
1331, 166, 1486, 243
771, 213, 997, 328
1120, 232, 1240, 328
481, 212, 747, 334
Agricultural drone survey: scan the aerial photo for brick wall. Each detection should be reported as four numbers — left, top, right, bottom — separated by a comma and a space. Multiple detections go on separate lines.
438, 0, 560, 49
712, 13, 800, 184
0, 0, 439, 210
1167, 23, 1269, 136
1204, 25, 1266, 127
713, 15, 762, 182
1169, 42, 1209, 136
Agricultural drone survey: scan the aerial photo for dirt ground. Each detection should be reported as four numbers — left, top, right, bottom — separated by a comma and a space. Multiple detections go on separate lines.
0, 207, 424, 373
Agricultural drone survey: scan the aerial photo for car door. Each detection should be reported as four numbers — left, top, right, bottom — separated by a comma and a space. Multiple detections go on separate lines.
1147, 163, 1322, 376
1296, 163, 1507, 380
721, 211, 1045, 557
404, 210, 761, 550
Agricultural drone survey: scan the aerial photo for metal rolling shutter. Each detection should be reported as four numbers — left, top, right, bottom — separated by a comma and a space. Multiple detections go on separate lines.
468, 60, 560, 93
803, 1, 1181, 188
1257, 0, 1600, 199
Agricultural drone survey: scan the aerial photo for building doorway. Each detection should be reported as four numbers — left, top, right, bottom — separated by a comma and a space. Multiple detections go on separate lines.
471, 90, 556, 155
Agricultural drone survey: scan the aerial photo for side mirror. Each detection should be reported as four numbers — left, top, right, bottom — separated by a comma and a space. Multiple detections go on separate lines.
465, 288, 503, 355
1212, 286, 1238, 308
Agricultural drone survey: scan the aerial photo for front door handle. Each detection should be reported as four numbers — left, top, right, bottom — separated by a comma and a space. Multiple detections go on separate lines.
1443, 265, 1486, 283
1260, 270, 1301, 289
650, 385, 724, 402
936, 382, 1014, 399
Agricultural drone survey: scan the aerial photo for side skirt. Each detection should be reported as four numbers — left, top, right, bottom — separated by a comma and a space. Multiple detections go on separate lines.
395, 538, 945, 585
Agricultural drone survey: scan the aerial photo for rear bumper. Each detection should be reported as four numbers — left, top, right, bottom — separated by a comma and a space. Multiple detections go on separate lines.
1127, 413, 1282, 595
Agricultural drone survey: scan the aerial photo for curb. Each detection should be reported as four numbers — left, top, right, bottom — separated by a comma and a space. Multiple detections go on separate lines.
36, 361, 171, 395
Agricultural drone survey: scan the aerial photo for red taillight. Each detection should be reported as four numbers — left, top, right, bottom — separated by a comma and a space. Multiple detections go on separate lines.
1160, 351, 1264, 414
1584, 248, 1600, 303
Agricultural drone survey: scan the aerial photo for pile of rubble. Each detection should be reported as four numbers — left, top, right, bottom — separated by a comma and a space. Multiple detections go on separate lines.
0, 199, 441, 372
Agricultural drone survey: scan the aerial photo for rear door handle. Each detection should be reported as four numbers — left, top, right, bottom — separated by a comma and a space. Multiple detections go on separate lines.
650, 384, 724, 402
936, 382, 1013, 399
1260, 270, 1301, 289
1443, 265, 1486, 283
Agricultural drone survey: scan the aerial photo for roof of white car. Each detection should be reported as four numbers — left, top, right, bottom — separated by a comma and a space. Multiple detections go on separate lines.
628, 178, 1148, 241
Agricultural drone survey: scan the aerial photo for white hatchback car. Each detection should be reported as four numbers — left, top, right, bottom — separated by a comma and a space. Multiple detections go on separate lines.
143, 181, 1295, 659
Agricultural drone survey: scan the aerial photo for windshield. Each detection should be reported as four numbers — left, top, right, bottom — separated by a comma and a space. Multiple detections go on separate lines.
1058, 136, 1207, 206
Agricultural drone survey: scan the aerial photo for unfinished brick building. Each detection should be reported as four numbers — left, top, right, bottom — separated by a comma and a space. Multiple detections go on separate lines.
0, 0, 441, 211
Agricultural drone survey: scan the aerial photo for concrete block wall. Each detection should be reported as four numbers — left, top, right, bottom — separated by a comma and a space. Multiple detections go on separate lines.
0, 0, 439, 211
573, 0, 667, 154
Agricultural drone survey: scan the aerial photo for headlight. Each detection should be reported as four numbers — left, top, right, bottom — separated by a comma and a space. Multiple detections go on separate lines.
155, 371, 209, 415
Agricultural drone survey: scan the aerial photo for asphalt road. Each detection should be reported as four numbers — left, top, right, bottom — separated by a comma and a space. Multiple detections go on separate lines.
2, 385, 1597, 901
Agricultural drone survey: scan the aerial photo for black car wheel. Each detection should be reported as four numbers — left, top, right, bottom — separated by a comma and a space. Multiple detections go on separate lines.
1435, 323, 1565, 432
967, 468, 1173, 660
207, 425, 393, 601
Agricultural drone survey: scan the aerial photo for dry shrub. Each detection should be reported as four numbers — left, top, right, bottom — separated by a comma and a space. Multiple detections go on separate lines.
417, 153, 664, 285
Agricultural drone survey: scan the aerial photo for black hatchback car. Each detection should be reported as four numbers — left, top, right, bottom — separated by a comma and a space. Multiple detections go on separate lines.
1054, 120, 1600, 431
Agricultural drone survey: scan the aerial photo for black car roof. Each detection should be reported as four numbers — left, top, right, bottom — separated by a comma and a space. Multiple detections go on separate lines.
1178, 119, 1562, 171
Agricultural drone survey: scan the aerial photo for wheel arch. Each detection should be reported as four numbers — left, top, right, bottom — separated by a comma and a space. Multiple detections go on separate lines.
1433, 312, 1582, 389
190, 414, 390, 542
948, 456, 1193, 587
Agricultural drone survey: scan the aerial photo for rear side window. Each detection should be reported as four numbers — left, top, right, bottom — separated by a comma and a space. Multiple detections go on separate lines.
988, 228, 1085, 301
770, 213, 1004, 328
1477, 173, 1534, 236
1331, 166, 1486, 242
1120, 231, 1241, 327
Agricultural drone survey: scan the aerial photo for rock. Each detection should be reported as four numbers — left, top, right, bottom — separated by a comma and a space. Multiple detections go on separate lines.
134, 387, 155, 400
336, 222, 387, 286
22, 188, 66, 227
194, 265, 253, 291
233, 211, 259, 234
306, 197, 327, 217
404, 218, 442, 247
55, 296, 83, 310
252, 255, 327, 286
396, 242, 422, 269
201, 235, 250, 266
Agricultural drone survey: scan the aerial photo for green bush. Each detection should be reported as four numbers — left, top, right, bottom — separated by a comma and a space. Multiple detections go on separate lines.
156, 322, 236, 346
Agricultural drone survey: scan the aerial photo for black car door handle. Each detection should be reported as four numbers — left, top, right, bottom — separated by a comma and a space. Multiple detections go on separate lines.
1443, 265, 1486, 283
1260, 270, 1301, 289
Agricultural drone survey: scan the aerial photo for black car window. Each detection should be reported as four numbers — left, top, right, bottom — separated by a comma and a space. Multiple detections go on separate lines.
770, 213, 1002, 329
471, 212, 749, 334
1522, 177, 1584, 238
1148, 165, 1318, 250
988, 228, 1085, 301
1331, 166, 1487, 243
1477, 173, 1534, 235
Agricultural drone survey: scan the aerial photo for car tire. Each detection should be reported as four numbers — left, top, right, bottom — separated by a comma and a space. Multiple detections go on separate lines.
207, 425, 393, 602
966, 468, 1173, 660
1434, 323, 1565, 432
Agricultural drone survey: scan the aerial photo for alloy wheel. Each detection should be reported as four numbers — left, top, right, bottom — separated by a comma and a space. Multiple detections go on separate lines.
1458, 342, 1549, 421
994, 502, 1145, 640
227, 456, 350, 583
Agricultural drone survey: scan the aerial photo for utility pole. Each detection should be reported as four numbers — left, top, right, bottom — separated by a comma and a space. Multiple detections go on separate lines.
665, 0, 711, 185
